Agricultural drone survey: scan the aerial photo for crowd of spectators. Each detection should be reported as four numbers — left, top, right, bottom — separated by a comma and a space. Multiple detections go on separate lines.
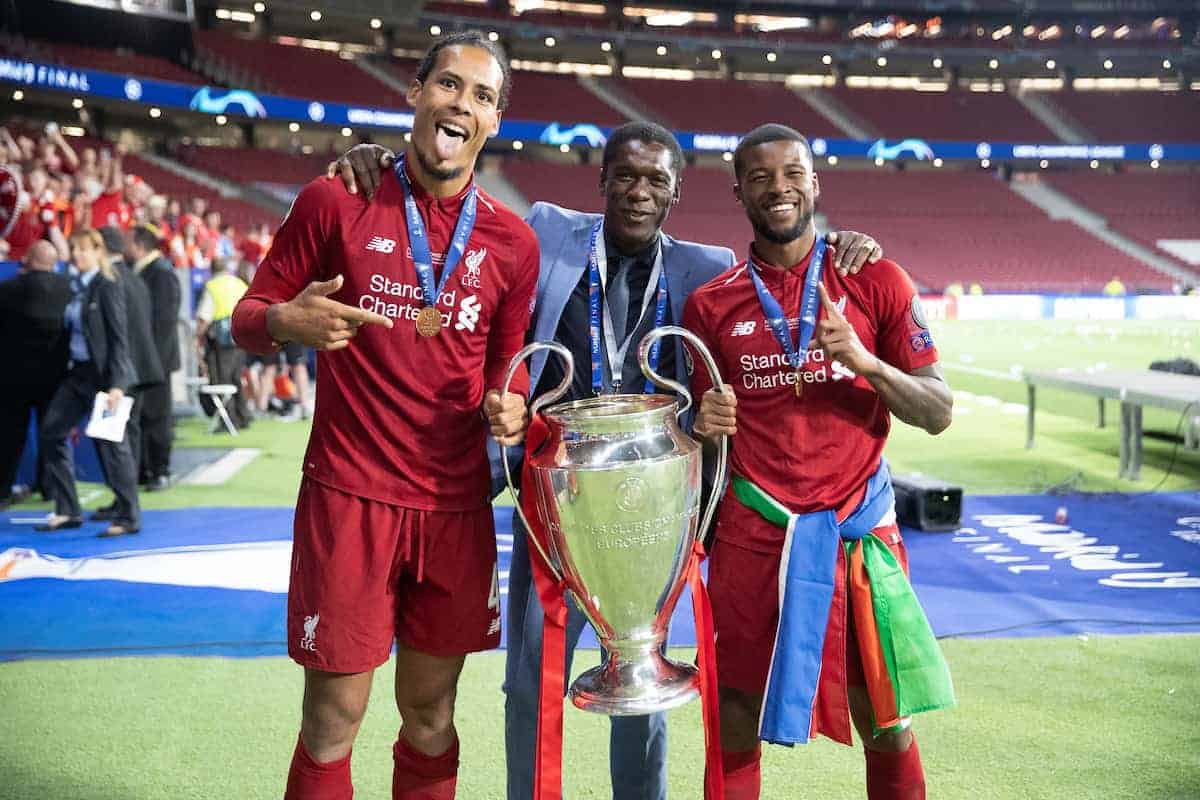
0, 122, 313, 516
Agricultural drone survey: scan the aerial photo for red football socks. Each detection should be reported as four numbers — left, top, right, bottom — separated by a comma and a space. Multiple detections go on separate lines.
392, 733, 459, 800
284, 733, 353, 800
865, 737, 926, 800
721, 745, 762, 800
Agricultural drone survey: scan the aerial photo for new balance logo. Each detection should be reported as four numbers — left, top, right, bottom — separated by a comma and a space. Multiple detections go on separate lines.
455, 294, 482, 332
299, 612, 319, 652
365, 236, 396, 253
731, 320, 757, 337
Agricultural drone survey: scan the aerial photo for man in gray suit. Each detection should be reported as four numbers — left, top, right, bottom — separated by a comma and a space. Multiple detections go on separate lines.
332, 121, 882, 799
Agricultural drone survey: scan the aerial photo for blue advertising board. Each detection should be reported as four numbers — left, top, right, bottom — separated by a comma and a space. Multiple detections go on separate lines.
3, 57, 1198, 162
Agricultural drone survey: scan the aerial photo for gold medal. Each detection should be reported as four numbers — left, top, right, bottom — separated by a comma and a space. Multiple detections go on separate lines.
416, 305, 442, 337
794, 369, 804, 397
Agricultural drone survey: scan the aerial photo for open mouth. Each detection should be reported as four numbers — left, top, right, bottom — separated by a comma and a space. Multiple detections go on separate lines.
765, 201, 798, 218
621, 208, 652, 223
434, 121, 469, 160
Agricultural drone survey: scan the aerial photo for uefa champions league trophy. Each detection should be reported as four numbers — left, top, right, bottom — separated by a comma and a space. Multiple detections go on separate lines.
501, 326, 729, 715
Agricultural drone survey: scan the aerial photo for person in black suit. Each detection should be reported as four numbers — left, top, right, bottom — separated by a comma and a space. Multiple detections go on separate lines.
36, 227, 141, 536
126, 224, 181, 489
0, 240, 72, 509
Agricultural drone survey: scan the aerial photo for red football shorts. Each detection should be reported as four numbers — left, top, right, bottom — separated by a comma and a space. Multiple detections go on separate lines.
708, 492, 909, 696
287, 477, 502, 673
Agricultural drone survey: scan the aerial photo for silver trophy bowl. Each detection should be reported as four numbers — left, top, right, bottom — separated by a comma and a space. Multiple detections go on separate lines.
502, 327, 728, 716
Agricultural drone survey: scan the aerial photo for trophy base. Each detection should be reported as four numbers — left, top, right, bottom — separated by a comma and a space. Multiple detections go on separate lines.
569, 653, 699, 716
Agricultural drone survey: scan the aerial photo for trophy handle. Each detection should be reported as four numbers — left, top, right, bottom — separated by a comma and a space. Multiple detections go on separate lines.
637, 325, 730, 544
500, 341, 574, 583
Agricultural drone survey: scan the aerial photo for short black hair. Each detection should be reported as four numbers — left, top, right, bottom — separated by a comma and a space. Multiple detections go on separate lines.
97, 225, 126, 257
733, 123, 811, 181
601, 121, 685, 185
129, 224, 161, 252
414, 30, 512, 111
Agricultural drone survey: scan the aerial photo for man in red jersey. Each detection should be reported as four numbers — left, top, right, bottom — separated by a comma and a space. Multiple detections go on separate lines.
684, 124, 955, 800
231, 32, 538, 800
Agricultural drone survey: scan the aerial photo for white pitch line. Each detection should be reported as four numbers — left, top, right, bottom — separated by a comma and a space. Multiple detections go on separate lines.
181, 448, 262, 486
942, 362, 1021, 382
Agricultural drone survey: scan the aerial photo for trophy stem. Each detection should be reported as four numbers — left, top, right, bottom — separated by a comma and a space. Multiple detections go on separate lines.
568, 643, 699, 716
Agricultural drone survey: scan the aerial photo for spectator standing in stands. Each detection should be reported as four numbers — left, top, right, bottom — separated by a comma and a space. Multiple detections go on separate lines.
683, 125, 954, 800
335, 122, 884, 800
233, 31, 536, 800
38, 228, 141, 536
196, 257, 251, 431
126, 224, 182, 489
0, 240, 72, 510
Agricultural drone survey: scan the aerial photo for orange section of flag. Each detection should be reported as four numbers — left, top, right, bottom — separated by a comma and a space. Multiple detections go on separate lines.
848, 540, 901, 730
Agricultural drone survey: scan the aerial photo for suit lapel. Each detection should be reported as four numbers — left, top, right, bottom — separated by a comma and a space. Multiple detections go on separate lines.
530, 216, 593, 391
660, 234, 696, 386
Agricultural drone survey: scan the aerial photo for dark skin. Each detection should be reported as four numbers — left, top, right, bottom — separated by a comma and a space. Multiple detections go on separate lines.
269, 45, 520, 768
696, 138, 953, 754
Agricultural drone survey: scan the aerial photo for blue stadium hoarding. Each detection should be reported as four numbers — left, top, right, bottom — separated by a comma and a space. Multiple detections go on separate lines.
4, 57, 1199, 163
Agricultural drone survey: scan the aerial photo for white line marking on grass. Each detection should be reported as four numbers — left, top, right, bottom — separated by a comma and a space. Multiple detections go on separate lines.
942, 363, 1021, 381
182, 448, 262, 485
80, 490, 101, 505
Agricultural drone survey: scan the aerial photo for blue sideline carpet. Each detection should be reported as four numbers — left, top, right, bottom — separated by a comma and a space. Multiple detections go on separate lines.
1, 492, 1198, 661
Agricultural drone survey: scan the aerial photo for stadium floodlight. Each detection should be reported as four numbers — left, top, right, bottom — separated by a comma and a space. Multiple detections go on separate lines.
876, 56, 887, 67
545, 36, 556, 47
827, 155, 838, 165
12, 90, 23, 101
1103, 59, 1114, 70
489, 31, 500, 42
310, 10, 321, 22
822, 54, 832, 65
559, 143, 570, 153
766, 52, 777, 62
980, 158, 990, 168
932, 57, 943, 68
370, 19, 382, 30
1039, 159, 1048, 169
874, 156, 885, 166
1162, 59, 1172, 70
933, 158, 944, 167
711, 49, 721, 59
1046, 59, 1056, 69
657, 45, 667, 56
72, 98, 84, 109
988, 59, 999, 70
1150, 160, 1160, 169
404, 132, 412, 142
430, 24, 442, 36
216, 115, 228, 125
601, 41, 612, 52
722, 152, 733, 162
341, 127, 352, 137
1090, 160, 1099, 169
149, 107, 162, 118
512, 140, 524, 150
289, 122, 300, 132
1091, 25, 1106, 38
253, 2, 265, 12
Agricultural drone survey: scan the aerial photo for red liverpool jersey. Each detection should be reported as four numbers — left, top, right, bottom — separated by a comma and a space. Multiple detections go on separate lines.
683, 242, 939, 549
233, 166, 539, 511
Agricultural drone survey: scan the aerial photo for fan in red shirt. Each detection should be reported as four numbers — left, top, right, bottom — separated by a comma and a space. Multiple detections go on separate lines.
231, 32, 537, 800
684, 125, 954, 800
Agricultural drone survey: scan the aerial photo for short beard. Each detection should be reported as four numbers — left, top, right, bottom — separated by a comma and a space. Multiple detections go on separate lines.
414, 144, 466, 182
751, 208, 813, 245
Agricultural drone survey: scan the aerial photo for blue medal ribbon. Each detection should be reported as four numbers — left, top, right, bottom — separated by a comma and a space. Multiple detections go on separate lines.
585, 220, 669, 395
747, 237, 826, 371
395, 154, 478, 314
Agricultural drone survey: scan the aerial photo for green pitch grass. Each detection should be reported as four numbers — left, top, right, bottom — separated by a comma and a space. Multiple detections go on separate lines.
3, 319, 1198, 798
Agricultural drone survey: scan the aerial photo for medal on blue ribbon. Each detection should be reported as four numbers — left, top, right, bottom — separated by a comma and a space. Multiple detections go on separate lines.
586, 220, 669, 395
395, 154, 478, 338
746, 237, 826, 397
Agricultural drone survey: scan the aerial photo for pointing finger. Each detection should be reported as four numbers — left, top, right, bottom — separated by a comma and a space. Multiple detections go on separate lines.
818, 282, 842, 318
339, 303, 394, 329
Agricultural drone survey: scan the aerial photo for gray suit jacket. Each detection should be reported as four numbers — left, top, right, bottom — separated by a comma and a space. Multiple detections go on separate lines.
488, 201, 736, 497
